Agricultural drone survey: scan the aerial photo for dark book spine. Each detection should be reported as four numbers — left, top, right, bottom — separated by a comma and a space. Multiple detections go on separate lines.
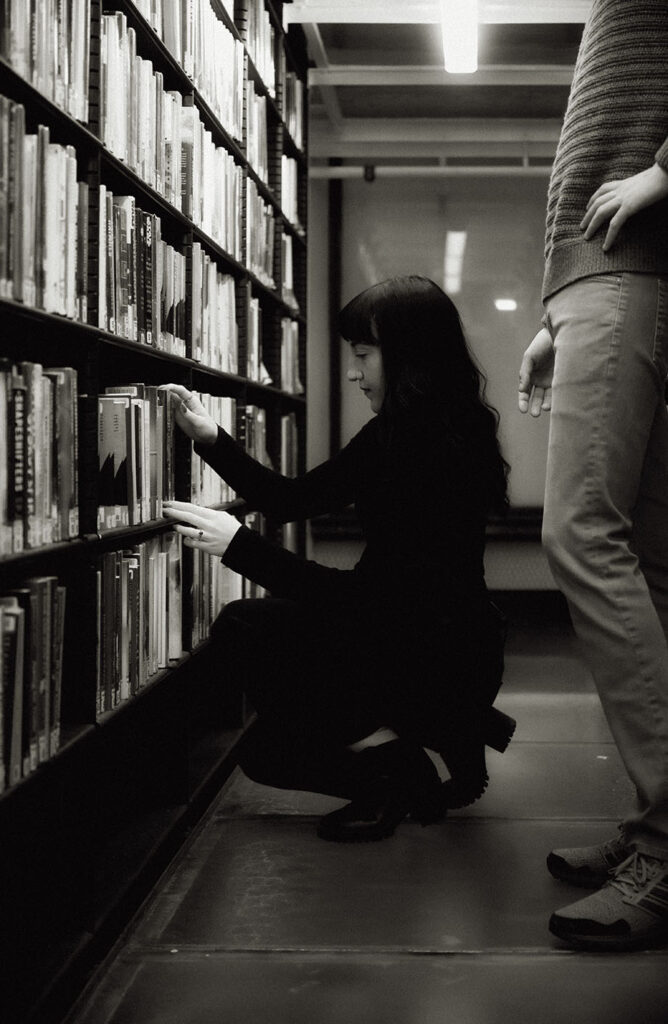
9, 367, 26, 552
144, 213, 153, 345
8, 101, 24, 302
136, 208, 145, 344
50, 586, 66, 753
10, 588, 38, 775
77, 179, 89, 322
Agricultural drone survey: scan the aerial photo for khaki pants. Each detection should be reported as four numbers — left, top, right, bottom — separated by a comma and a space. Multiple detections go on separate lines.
544, 272, 668, 856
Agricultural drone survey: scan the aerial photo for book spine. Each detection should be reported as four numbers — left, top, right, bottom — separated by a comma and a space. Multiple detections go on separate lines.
1, 605, 24, 786
119, 557, 130, 700
65, 145, 78, 319
20, 361, 42, 549
8, 101, 25, 302
144, 212, 153, 345
27, 576, 53, 762
95, 567, 102, 716
41, 373, 55, 543
98, 183, 107, 330
77, 179, 88, 322
106, 189, 115, 333
21, 133, 37, 307
0, 97, 9, 299
136, 208, 145, 345
50, 585, 66, 753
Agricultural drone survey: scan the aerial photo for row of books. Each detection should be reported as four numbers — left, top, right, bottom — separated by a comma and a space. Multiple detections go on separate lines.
190, 394, 237, 508
100, 11, 246, 233
191, 243, 238, 373
1, 575, 66, 792
181, 105, 243, 259
136, 0, 244, 141
0, 97, 88, 319
135, 0, 234, 36
98, 383, 176, 532
247, 179, 275, 287
280, 318, 304, 395
101, 12, 182, 202
281, 155, 301, 230
281, 232, 298, 311
98, 186, 186, 356
247, 87, 268, 186
191, 547, 242, 648
247, 296, 271, 385
96, 532, 182, 716
0, 363, 78, 555
283, 72, 305, 151
245, 0, 276, 99
1, 0, 90, 122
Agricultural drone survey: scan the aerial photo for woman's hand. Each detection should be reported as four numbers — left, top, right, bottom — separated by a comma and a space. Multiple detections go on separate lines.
518, 327, 555, 417
580, 164, 668, 252
159, 384, 218, 446
163, 500, 242, 557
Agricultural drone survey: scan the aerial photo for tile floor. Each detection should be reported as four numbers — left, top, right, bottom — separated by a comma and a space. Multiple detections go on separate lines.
67, 620, 668, 1024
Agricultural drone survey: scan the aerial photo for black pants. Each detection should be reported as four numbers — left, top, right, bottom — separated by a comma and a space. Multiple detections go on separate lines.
211, 596, 506, 800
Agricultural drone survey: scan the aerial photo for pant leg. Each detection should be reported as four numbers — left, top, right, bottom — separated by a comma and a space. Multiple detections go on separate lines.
235, 716, 355, 800
543, 272, 668, 856
211, 598, 383, 791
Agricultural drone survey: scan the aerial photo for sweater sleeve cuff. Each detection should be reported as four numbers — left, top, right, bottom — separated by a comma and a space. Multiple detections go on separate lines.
221, 524, 257, 575
193, 425, 231, 463
655, 138, 668, 171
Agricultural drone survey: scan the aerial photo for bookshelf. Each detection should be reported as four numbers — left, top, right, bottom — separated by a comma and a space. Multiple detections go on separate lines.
0, 1, 307, 1021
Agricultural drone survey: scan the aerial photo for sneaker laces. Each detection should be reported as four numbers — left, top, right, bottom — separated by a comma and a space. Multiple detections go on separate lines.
609, 851, 664, 899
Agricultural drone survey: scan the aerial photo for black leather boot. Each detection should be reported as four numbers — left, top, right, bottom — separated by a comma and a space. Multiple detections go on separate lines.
316, 738, 446, 843
439, 706, 516, 810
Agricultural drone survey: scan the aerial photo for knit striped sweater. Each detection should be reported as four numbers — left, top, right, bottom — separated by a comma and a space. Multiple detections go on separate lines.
543, 0, 668, 302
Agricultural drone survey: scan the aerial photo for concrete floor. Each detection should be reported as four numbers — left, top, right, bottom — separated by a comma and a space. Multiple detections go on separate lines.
68, 620, 668, 1024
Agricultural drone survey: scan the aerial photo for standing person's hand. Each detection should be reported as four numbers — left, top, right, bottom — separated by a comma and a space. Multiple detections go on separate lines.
518, 327, 555, 417
160, 384, 218, 446
163, 501, 242, 556
581, 164, 668, 252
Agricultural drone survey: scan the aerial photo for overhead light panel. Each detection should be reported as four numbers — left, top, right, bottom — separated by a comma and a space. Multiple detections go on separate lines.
444, 230, 467, 295
495, 298, 517, 311
440, 0, 478, 74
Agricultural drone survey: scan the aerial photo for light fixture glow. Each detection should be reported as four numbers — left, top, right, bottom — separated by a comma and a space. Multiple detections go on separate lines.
441, 0, 478, 74
495, 298, 517, 311
444, 230, 467, 295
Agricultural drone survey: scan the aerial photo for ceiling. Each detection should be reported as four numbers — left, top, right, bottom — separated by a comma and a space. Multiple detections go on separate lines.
284, 0, 592, 179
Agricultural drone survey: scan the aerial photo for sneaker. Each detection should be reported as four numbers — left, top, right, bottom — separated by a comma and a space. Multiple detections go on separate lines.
549, 851, 668, 951
547, 828, 630, 887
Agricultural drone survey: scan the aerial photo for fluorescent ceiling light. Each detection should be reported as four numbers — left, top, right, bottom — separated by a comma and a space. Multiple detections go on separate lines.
495, 298, 517, 311
444, 230, 467, 295
441, 0, 478, 74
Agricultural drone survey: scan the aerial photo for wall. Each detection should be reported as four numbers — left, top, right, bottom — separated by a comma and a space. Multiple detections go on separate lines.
338, 174, 552, 508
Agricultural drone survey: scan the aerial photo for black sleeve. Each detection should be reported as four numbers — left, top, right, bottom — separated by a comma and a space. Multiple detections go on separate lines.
222, 525, 369, 611
194, 421, 375, 523
220, 433, 488, 618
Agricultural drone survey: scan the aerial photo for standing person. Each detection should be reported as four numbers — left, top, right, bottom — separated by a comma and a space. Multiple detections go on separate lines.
518, 0, 668, 949
162, 275, 513, 843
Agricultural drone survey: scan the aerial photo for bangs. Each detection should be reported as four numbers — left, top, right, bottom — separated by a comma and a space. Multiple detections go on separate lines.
337, 286, 381, 345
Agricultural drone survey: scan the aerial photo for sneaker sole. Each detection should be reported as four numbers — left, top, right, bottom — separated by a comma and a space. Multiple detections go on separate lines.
549, 913, 668, 952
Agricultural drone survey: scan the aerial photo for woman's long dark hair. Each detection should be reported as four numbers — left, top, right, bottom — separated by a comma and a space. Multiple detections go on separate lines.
338, 275, 509, 512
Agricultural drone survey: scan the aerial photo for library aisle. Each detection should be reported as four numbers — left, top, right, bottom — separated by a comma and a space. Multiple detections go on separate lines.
66, 617, 668, 1024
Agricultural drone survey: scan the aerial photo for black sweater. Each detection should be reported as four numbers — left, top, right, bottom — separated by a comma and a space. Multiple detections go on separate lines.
196, 414, 491, 633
